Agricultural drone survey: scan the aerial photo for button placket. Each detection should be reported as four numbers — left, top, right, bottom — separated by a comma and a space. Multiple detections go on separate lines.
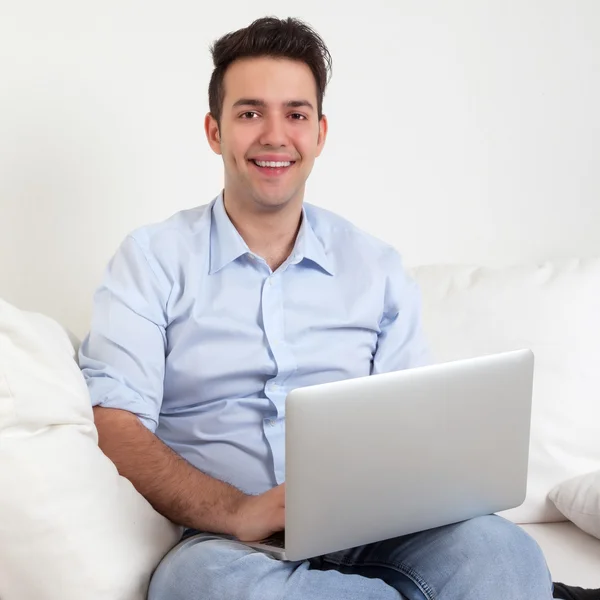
261, 274, 283, 374
260, 273, 290, 483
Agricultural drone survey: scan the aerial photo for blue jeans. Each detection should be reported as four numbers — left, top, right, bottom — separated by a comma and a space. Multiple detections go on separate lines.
148, 515, 553, 600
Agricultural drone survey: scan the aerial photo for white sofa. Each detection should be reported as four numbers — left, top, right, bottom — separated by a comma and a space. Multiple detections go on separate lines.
411, 259, 600, 588
1, 256, 599, 598
520, 522, 600, 588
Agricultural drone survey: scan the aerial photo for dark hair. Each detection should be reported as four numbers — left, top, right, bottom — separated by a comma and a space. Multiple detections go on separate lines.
208, 17, 332, 125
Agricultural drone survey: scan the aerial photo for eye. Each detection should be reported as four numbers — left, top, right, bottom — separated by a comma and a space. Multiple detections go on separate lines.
240, 111, 259, 119
289, 113, 307, 120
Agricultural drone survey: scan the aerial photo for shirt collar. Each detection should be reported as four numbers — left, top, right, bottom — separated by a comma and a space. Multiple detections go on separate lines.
209, 193, 335, 276
293, 207, 335, 275
209, 193, 250, 275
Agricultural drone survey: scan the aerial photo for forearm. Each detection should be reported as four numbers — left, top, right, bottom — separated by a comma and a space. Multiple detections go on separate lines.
93, 406, 245, 535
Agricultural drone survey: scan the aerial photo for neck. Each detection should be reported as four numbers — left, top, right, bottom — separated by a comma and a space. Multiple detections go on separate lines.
222, 188, 303, 271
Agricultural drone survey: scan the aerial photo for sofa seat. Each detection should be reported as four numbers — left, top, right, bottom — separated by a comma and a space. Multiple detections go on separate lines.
520, 522, 600, 588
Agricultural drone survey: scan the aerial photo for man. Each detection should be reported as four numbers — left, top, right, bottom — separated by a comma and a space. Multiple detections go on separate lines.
80, 16, 554, 600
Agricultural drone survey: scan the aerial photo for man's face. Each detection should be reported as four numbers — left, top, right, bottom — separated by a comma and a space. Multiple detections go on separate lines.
206, 57, 327, 211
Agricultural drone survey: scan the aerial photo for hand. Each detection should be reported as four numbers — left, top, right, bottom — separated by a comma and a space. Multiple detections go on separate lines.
231, 483, 285, 542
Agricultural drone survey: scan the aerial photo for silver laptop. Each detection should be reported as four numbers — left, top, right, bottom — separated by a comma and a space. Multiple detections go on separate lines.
248, 349, 534, 561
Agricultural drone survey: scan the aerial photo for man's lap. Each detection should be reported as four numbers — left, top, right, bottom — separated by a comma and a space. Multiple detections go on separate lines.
148, 515, 553, 600
316, 515, 553, 599
148, 532, 403, 600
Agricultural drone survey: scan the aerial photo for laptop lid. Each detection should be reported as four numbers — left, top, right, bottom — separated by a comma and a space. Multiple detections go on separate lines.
283, 349, 534, 561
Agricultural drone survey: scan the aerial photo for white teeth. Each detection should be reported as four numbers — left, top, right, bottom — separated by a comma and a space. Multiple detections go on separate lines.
254, 160, 292, 168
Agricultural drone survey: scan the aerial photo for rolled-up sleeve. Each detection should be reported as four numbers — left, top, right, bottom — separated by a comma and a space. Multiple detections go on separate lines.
79, 234, 169, 432
371, 249, 432, 375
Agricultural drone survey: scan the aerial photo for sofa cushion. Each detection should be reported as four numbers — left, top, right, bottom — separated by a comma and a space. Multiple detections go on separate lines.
411, 258, 600, 523
0, 298, 181, 600
549, 470, 600, 540
520, 522, 600, 588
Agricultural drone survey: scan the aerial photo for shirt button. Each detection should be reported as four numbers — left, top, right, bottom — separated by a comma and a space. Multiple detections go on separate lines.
265, 419, 276, 427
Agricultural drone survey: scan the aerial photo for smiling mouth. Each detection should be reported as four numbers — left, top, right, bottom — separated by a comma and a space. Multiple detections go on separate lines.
248, 159, 296, 178
249, 159, 296, 168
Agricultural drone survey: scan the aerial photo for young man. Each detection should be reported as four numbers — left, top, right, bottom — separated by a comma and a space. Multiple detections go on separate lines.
80, 17, 554, 600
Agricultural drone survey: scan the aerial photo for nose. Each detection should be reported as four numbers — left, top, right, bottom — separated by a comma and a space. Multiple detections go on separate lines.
258, 114, 288, 148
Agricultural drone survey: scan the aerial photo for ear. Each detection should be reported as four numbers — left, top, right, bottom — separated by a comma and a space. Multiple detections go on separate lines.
205, 113, 222, 155
315, 114, 328, 158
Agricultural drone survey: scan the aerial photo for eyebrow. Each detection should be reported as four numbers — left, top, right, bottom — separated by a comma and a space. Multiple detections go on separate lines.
232, 98, 315, 111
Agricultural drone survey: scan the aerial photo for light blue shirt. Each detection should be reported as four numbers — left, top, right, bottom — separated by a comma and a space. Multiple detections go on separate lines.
79, 193, 430, 495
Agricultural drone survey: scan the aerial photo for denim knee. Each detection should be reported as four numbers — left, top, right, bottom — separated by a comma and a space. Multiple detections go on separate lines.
456, 515, 550, 577
148, 537, 239, 600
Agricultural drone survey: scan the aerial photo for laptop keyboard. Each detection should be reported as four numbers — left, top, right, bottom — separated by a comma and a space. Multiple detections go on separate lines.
260, 531, 285, 548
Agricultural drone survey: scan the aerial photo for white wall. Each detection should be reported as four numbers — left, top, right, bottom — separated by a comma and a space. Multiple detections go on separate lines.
1, 0, 599, 338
